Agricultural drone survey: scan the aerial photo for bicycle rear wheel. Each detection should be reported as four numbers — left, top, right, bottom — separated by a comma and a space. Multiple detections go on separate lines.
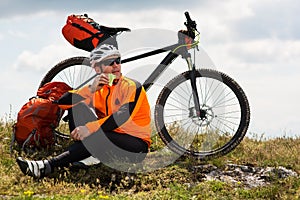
39, 56, 93, 141
155, 69, 250, 160
39, 56, 92, 88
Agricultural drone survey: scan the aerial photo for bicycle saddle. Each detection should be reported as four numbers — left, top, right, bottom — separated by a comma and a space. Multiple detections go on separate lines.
100, 25, 131, 35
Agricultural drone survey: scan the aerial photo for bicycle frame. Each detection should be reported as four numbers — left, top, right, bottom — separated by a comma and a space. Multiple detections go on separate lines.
75, 40, 202, 116
122, 44, 180, 91
120, 42, 202, 115
121, 43, 202, 116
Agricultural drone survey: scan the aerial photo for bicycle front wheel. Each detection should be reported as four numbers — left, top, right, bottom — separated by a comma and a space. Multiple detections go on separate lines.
155, 69, 250, 160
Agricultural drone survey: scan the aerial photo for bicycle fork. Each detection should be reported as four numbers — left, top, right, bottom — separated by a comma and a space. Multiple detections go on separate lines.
186, 57, 202, 119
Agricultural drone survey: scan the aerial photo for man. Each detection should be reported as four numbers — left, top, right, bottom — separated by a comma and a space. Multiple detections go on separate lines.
17, 44, 151, 178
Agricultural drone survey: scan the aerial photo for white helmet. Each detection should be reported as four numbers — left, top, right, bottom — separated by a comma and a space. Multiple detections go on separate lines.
90, 44, 121, 63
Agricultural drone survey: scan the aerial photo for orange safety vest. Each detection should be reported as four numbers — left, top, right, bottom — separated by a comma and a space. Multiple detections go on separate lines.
60, 76, 151, 147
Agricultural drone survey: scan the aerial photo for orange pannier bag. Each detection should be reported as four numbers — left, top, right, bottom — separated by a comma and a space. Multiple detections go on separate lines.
12, 82, 71, 149
62, 14, 109, 52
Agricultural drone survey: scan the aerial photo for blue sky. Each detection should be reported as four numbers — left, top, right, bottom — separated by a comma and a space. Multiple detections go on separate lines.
1, 0, 299, 138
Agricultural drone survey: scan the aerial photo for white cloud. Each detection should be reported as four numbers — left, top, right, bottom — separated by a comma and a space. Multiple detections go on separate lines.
230, 0, 300, 40
7, 30, 28, 39
88, 9, 184, 31
13, 43, 87, 72
205, 38, 300, 77
0, 0, 201, 20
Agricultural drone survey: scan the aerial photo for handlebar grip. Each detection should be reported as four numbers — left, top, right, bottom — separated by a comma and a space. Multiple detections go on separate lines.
185, 12, 192, 23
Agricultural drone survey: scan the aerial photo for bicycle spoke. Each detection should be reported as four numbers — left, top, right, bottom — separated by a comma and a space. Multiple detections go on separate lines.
216, 115, 240, 126
213, 117, 237, 132
52, 64, 95, 89
204, 81, 222, 105
197, 76, 204, 106
164, 113, 188, 119
217, 110, 241, 116
59, 70, 72, 86
208, 121, 231, 136
213, 102, 240, 108
203, 77, 212, 105
166, 95, 189, 109
212, 89, 234, 108
183, 82, 193, 97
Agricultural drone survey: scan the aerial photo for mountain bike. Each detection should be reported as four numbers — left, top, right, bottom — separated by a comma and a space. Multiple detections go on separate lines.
39, 12, 250, 160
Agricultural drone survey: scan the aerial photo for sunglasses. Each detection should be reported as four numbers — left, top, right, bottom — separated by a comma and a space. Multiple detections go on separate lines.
94, 57, 121, 67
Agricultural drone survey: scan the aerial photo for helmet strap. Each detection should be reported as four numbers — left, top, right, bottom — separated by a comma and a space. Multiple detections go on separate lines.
99, 65, 104, 74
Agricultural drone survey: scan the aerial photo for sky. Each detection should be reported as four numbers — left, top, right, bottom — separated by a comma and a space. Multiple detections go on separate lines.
0, 0, 299, 138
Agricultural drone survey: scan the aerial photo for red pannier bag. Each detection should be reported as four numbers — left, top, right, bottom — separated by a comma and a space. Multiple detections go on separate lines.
62, 14, 109, 52
12, 82, 72, 150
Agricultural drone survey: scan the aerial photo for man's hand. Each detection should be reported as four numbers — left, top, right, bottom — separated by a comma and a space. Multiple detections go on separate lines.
71, 126, 92, 141
89, 74, 109, 93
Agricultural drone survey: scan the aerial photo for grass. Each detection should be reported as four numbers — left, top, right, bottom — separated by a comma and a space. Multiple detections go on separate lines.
1, 117, 300, 199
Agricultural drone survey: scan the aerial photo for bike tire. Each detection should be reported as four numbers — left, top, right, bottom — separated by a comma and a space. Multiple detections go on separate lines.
154, 69, 250, 160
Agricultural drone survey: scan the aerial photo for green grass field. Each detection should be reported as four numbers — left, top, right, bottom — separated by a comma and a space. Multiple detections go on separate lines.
1, 118, 300, 199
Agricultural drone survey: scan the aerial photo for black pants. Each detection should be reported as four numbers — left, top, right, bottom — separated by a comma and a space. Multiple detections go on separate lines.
49, 103, 148, 169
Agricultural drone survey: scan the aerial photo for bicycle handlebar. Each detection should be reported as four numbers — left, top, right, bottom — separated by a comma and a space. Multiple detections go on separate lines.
184, 12, 197, 32
184, 12, 192, 24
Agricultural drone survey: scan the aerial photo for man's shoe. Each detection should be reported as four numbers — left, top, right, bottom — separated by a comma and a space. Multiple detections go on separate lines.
72, 156, 100, 169
16, 157, 51, 178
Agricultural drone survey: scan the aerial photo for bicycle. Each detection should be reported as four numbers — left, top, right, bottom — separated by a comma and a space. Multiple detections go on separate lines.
39, 12, 250, 160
